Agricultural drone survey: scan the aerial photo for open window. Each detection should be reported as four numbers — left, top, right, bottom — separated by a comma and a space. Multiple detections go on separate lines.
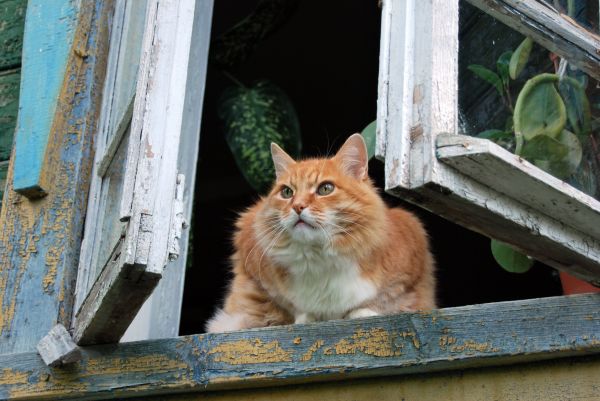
377, 0, 600, 285
72, 0, 213, 345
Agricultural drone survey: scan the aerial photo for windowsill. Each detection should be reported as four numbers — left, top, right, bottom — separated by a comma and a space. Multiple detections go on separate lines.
1, 293, 599, 399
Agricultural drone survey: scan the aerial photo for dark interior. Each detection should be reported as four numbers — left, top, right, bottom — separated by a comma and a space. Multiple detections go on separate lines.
179, 0, 562, 336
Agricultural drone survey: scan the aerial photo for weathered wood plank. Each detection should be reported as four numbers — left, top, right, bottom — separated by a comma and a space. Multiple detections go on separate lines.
0, 0, 26, 70
0, 0, 113, 354
0, 69, 20, 162
1, 294, 599, 400
467, 0, 600, 81
122, 0, 214, 342
141, 356, 600, 401
437, 133, 600, 241
12, 0, 80, 198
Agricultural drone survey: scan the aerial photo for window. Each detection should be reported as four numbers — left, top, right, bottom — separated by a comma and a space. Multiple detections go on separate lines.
377, 0, 600, 285
72, 0, 213, 345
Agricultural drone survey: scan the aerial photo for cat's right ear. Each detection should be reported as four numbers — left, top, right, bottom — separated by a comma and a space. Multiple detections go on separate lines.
271, 143, 295, 178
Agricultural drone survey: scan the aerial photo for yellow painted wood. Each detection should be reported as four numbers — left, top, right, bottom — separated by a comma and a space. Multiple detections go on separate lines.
147, 355, 600, 401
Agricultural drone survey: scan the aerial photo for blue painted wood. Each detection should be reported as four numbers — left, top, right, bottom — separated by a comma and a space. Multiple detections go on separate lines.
12, 0, 79, 198
0, 294, 599, 400
0, 0, 113, 354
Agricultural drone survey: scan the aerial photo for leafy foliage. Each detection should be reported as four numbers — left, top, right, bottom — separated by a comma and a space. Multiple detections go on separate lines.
218, 80, 301, 193
361, 120, 377, 160
468, 35, 597, 273
490, 239, 534, 273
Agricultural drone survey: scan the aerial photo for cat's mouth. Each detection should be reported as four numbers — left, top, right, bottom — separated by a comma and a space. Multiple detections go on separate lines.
294, 218, 316, 229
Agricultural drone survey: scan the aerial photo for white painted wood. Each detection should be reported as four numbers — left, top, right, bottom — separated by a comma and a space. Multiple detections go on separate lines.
437, 134, 600, 240
74, 0, 129, 313
378, 0, 600, 283
122, 0, 213, 341
466, 0, 600, 81
75, 0, 213, 344
36, 324, 81, 367
378, 0, 458, 189
376, 0, 415, 189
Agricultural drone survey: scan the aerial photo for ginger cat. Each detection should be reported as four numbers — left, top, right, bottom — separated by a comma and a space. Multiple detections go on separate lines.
206, 134, 435, 332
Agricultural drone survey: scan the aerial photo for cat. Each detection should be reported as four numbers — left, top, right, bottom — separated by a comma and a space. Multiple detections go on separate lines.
206, 134, 436, 332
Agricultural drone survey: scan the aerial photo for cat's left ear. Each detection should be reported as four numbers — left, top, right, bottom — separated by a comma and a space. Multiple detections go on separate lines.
271, 142, 295, 178
335, 133, 368, 180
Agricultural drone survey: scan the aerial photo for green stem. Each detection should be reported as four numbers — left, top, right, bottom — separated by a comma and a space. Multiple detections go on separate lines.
567, 0, 575, 17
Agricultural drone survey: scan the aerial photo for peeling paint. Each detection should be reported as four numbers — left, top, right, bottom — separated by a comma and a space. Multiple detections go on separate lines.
301, 340, 324, 362
328, 328, 403, 357
208, 339, 293, 365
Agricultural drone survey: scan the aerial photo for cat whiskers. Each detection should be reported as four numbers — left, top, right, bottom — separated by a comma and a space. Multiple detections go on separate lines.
324, 220, 361, 244
257, 225, 287, 284
244, 216, 282, 273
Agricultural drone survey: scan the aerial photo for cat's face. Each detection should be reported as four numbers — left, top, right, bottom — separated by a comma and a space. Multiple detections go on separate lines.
258, 134, 382, 248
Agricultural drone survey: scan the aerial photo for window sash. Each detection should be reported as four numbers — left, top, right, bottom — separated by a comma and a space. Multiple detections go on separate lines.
73, 0, 211, 345
377, 0, 600, 284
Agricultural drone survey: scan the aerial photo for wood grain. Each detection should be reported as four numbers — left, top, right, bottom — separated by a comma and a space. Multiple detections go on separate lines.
0, 0, 113, 354
1, 294, 599, 400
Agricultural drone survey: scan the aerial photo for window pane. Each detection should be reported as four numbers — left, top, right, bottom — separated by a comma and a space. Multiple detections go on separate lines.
91, 128, 130, 282
106, 0, 147, 144
459, 1, 600, 200
537, 0, 599, 35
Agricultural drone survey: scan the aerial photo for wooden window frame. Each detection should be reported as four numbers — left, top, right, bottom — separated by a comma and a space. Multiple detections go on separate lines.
2, 294, 600, 399
377, 0, 600, 284
71, 0, 212, 346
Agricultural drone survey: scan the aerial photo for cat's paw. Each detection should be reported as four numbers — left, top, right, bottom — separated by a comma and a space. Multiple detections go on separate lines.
205, 310, 247, 333
346, 308, 379, 320
294, 313, 316, 324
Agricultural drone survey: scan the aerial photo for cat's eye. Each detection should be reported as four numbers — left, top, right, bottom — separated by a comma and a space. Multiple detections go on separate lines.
317, 182, 335, 196
280, 186, 294, 199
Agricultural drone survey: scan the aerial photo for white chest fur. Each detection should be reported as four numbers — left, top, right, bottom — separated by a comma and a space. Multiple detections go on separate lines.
271, 244, 377, 320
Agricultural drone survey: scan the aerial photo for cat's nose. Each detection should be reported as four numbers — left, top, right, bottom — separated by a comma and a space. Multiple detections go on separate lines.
293, 204, 306, 214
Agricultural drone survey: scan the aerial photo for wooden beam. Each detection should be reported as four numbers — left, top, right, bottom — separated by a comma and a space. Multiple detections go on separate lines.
0, 294, 599, 400
467, 0, 600, 81
437, 133, 600, 248
12, 0, 80, 197
0, 0, 113, 354
143, 356, 600, 401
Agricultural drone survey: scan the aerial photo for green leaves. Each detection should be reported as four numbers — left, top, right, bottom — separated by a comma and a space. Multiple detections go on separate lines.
218, 80, 302, 192
530, 130, 582, 179
514, 74, 566, 141
558, 76, 591, 138
491, 239, 534, 273
361, 120, 377, 160
509, 37, 533, 80
468, 65, 503, 96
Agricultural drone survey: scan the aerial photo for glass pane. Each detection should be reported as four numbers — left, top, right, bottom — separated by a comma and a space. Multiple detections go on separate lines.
91, 127, 130, 282
537, 0, 599, 35
459, 1, 600, 200
106, 0, 148, 144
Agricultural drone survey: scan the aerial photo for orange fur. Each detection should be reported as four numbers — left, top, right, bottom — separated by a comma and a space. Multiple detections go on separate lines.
206, 134, 436, 332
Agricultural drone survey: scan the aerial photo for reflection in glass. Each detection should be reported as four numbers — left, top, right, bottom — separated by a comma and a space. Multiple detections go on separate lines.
459, 1, 600, 200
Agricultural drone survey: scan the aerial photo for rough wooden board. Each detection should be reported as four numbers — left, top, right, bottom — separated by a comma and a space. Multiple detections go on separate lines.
122, 0, 214, 342
467, 0, 600, 81
1, 294, 600, 400
140, 356, 600, 401
36, 324, 81, 367
0, 0, 26, 70
12, 0, 80, 197
0, 0, 113, 354
73, 239, 161, 345
436, 133, 600, 241
0, 69, 20, 161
